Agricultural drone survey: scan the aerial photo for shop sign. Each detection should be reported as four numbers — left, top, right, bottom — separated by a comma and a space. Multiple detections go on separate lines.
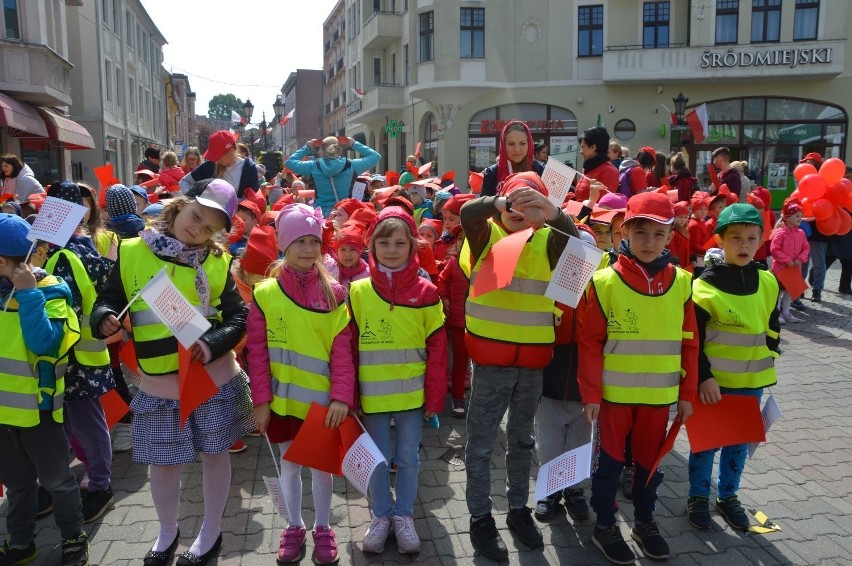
766, 163, 789, 191
480, 119, 566, 134
701, 47, 832, 70
469, 137, 496, 147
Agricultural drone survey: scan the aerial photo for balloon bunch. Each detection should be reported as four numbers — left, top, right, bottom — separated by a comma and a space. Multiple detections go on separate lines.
791, 157, 852, 236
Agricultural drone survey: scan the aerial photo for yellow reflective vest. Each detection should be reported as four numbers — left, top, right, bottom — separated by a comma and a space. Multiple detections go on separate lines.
119, 238, 229, 375
253, 278, 349, 420
0, 277, 80, 427
459, 220, 556, 345
591, 266, 693, 406
693, 271, 779, 389
45, 249, 110, 368
349, 279, 444, 414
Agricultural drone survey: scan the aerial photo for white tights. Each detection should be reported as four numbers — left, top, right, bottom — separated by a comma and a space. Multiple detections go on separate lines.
779, 290, 792, 317
279, 440, 333, 528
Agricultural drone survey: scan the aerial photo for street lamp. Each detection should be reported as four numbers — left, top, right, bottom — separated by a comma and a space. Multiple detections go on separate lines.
243, 99, 254, 122
671, 92, 689, 152
259, 112, 268, 153
273, 95, 285, 151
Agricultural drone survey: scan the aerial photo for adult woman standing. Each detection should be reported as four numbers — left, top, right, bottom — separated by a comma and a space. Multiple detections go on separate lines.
180, 147, 202, 175
285, 136, 381, 215
0, 154, 45, 202
179, 131, 259, 198
480, 121, 543, 197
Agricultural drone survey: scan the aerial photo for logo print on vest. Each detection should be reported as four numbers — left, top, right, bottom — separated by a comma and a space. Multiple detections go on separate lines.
360, 318, 394, 345
713, 309, 743, 328
607, 308, 639, 334
268, 316, 288, 343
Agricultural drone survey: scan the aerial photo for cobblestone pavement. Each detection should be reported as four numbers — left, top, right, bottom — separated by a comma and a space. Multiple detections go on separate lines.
4, 266, 852, 565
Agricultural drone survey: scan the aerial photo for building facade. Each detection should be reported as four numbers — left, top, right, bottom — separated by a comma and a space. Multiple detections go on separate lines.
166, 73, 196, 158
0, 0, 95, 185
275, 70, 324, 156
66, 0, 168, 187
323, 0, 347, 137
341, 0, 850, 204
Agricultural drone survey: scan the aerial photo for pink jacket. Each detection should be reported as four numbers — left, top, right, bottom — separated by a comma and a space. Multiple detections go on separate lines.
246, 264, 356, 408
770, 225, 809, 275
158, 166, 184, 191
337, 258, 369, 288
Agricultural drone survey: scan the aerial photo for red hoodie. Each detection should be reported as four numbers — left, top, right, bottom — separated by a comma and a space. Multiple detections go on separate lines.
351, 208, 448, 413
577, 254, 698, 405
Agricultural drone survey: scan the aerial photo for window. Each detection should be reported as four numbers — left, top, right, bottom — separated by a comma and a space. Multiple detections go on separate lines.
715, 0, 739, 45
643, 2, 670, 48
794, 0, 819, 40
373, 57, 381, 85
129, 77, 136, 113
373, 0, 380, 13
751, 0, 781, 42
3, 0, 20, 39
113, 0, 119, 34
403, 44, 409, 85
391, 52, 396, 84
104, 63, 112, 103
102, 0, 109, 23
126, 11, 133, 47
419, 11, 434, 62
116, 69, 123, 107
578, 5, 604, 57
460, 7, 485, 58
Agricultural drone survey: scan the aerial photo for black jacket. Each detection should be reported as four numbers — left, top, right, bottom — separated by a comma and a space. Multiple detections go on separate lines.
480, 160, 544, 197
186, 158, 259, 198
90, 245, 247, 362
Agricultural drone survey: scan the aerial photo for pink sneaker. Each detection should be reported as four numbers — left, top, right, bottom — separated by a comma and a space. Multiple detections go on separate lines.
312, 525, 340, 564
277, 525, 306, 563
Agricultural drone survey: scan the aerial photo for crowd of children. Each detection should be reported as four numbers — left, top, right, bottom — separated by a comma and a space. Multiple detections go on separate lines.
3, 125, 850, 566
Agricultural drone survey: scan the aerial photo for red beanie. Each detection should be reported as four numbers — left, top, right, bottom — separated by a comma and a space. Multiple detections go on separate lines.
227, 214, 246, 244
336, 222, 367, 250
238, 199, 261, 221
347, 206, 377, 229
746, 193, 766, 210
335, 198, 363, 218
418, 218, 443, 238
499, 171, 549, 197
442, 193, 476, 216
673, 201, 690, 217
271, 193, 295, 211
240, 225, 278, 276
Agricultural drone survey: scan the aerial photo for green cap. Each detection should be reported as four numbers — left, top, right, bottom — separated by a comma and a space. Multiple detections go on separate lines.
398, 171, 415, 187
713, 203, 763, 234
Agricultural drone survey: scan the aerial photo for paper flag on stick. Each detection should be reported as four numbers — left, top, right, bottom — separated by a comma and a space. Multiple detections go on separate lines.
285, 403, 348, 474
262, 476, 289, 519
775, 266, 808, 301
470, 227, 533, 298
119, 339, 139, 374
351, 181, 367, 202
99, 388, 131, 430
27, 197, 88, 247
707, 164, 721, 189
93, 163, 119, 189
534, 441, 593, 501
647, 418, 683, 485
686, 394, 765, 453
139, 268, 211, 348
761, 210, 773, 244
177, 344, 218, 427
545, 236, 604, 308
542, 158, 582, 207
748, 394, 783, 458
342, 431, 385, 496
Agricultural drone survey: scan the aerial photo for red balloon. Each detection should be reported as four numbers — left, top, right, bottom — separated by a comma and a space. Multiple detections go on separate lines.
800, 197, 814, 217
812, 198, 834, 220
797, 174, 827, 200
794, 163, 817, 182
837, 208, 852, 236
816, 212, 841, 235
819, 157, 846, 186
845, 190, 852, 212
788, 189, 802, 201
825, 183, 848, 204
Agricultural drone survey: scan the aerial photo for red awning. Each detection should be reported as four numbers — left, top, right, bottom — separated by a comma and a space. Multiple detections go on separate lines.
37, 107, 95, 150
0, 92, 49, 138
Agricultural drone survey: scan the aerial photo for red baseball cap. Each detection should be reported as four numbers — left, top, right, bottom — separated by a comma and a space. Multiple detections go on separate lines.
624, 192, 674, 225
204, 130, 236, 162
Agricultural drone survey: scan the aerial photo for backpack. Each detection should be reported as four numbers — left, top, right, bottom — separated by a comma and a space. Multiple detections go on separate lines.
618, 165, 637, 197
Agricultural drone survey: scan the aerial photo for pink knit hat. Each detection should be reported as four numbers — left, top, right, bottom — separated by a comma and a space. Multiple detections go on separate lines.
274, 203, 324, 252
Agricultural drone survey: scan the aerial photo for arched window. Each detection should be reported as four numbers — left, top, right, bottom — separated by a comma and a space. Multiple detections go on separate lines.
421, 112, 438, 164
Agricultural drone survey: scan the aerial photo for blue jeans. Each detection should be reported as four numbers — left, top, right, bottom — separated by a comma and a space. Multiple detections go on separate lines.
688, 387, 762, 499
363, 408, 423, 518
809, 240, 828, 292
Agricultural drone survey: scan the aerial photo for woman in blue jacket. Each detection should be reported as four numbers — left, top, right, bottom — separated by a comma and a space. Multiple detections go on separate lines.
285, 136, 380, 215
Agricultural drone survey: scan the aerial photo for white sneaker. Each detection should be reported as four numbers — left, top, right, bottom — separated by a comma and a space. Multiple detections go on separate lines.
392, 515, 420, 554
362, 516, 392, 553
111, 422, 132, 453
784, 313, 801, 323
778, 315, 786, 325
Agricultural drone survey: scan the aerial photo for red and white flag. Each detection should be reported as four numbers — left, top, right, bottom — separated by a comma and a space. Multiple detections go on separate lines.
545, 235, 604, 308
230, 110, 247, 124
541, 157, 582, 208
686, 103, 709, 144
660, 103, 678, 126
139, 267, 211, 348
351, 87, 364, 99
27, 196, 88, 247
279, 108, 295, 126
534, 440, 593, 500
342, 431, 385, 496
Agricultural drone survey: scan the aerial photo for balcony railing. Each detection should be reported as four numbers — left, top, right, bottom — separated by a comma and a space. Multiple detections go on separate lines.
361, 11, 402, 50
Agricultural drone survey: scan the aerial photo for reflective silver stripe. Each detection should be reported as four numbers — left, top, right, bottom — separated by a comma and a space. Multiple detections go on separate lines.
74, 338, 108, 353
53, 393, 64, 410
0, 359, 36, 377
55, 363, 67, 378
359, 349, 426, 366
707, 356, 774, 374
271, 380, 330, 406
130, 306, 220, 327
360, 375, 425, 396
81, 314, 91, 326
603, 340, 681, 356
602, 370, 681, 388
465, 301, 553, 326
469, 273, 549, 295
705, 330, 767, 348
268, 348, 330, 377
0, 390, 39, 410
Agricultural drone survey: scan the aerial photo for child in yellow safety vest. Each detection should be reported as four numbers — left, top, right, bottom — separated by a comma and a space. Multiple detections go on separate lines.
579, 192, 698, 564
349, 207, 447, 556
459, 171, 577, 561
247, 203, 355, 565
90, 178, 253, 566
0, 213, 89, 566
687, 203, 781, 532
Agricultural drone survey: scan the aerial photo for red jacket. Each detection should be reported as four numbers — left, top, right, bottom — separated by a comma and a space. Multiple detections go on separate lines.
689, 217, 712, 257
352, 208, 448, 413
158, 166, 184, 192
436, 256, 468, 329
577, 255, 699, 405
575, 160, 619, 201
666, 228, 693, 272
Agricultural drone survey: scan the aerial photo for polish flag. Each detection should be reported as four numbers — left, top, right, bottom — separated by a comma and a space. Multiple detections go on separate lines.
351, 87, 364, 99
686, 103, 709, 144
279, 108, 295, 126
231, 110, 247, 124
660, 104, 678, 126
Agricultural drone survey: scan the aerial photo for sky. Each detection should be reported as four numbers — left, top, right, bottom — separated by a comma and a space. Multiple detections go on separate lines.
141, 0, 339, 121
